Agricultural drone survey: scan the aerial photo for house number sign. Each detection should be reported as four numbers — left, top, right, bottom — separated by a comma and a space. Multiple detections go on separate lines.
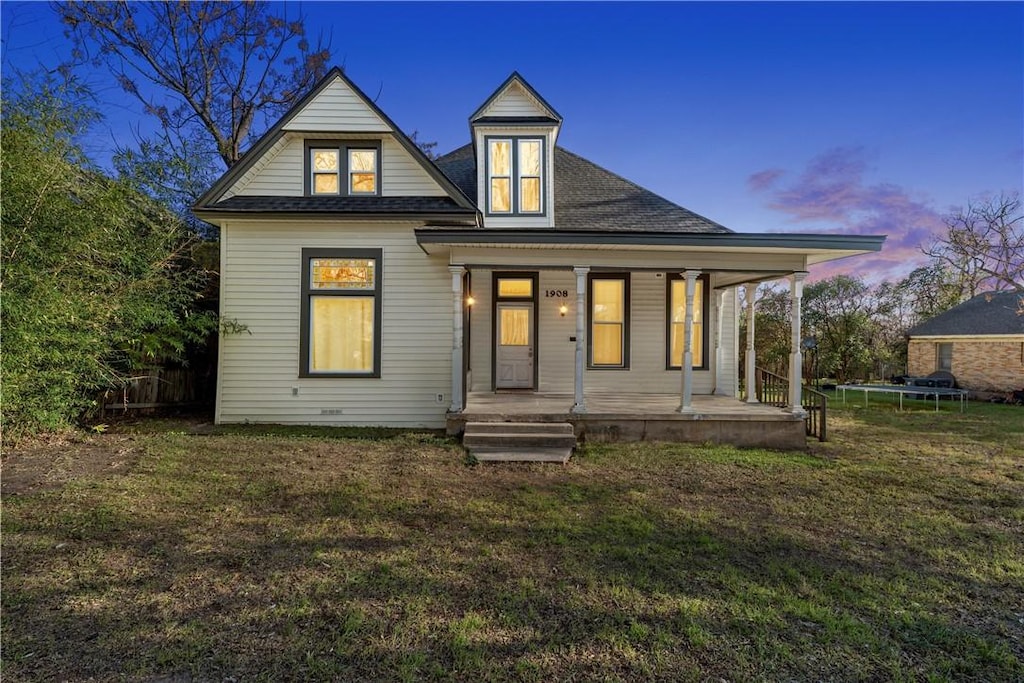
545, 289, 569, 298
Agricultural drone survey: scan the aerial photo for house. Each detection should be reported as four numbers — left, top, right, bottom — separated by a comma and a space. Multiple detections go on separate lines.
194, 67, 884, 450
906, 291, 1024, 395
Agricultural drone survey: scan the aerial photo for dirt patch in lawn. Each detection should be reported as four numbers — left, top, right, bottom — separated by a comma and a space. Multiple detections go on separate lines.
1, 433, 146, 496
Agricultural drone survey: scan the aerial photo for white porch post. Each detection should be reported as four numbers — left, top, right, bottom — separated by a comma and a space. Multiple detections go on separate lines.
449, 265, 466, 413
677, 269, 700, 413
713, 288, 727, 395
744, 283, 759, 403
571, 266, 589, 413
788, 271, 808, 415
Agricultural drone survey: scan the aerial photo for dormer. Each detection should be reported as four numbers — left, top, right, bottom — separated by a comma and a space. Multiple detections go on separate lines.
470, 73, 562, 228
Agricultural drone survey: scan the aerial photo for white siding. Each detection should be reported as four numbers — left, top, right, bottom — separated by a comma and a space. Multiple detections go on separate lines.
284, 77, 392, 132
229, 135, 446, 198
717, 285, 739, 397
469, 269, 726, 395
230, 136, 303, 197
468, 269, 492, 392
381, 138, 446, 196
218, 221, 452, 427
477, 82, 550, 119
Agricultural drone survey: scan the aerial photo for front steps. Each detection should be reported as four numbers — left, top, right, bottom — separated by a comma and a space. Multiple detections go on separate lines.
463, 422, 576, 463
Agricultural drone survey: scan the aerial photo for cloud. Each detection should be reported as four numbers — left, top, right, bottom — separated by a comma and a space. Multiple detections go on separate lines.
750, 147, 947, 283
746, 168, 785, 192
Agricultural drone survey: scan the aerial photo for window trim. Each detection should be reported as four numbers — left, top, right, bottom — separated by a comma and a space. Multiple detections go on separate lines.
587, 273, 630, 370
484, 135, 546, 217
304, 140, 381, 197
936, 342, 953, 372
665, 273, 711, 371
299, 248, 383, 378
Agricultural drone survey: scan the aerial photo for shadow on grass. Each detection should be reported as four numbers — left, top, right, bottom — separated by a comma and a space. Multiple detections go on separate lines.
5, 447, 1021, 681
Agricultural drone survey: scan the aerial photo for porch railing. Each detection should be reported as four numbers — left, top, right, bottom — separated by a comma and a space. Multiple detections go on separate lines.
755, 367, 828, 442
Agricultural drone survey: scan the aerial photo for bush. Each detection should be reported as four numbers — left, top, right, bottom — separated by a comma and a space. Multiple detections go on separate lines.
1, 74, 216, 437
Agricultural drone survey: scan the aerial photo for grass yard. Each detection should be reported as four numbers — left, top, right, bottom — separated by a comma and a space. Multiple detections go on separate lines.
3, 401, 1023, 682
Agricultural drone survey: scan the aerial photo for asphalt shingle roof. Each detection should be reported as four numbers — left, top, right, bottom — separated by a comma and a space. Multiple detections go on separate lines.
906, 291, 1024, 336
434, 144, 732, 234
205, 195, 475, 214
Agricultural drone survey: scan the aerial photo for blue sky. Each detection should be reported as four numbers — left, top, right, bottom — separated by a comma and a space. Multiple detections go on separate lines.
3, 1, 1022, 282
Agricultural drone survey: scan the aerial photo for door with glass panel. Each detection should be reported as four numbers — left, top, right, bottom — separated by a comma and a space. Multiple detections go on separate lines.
495, 303, 534, 389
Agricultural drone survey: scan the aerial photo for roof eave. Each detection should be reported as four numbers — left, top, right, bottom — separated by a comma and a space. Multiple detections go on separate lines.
195, 209, 477, 223
415, 228, 885, 250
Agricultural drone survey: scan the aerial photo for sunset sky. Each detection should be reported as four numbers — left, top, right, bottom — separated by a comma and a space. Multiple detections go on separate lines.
3, 1, 1021, 283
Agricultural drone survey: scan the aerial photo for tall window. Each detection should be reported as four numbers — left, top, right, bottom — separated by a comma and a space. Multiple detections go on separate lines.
307, 141, 380, 196
486, 137, 544, 215
936, 342, 953, 372
588, 274, 629, 368
300, 248, 382, 377
667, 274, 708, 369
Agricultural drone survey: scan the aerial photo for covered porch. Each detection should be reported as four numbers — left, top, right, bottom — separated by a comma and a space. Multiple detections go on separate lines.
420, 229, 884, 451
447, 390, 809, 450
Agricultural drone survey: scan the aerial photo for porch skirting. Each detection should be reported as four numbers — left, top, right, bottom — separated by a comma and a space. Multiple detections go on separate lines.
448, 392, 808, 451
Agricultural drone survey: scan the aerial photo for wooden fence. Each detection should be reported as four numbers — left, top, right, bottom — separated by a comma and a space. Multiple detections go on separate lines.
100, 368, 211, 414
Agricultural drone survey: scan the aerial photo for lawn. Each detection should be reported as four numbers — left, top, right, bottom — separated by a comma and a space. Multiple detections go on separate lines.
2, 401, 1023, 681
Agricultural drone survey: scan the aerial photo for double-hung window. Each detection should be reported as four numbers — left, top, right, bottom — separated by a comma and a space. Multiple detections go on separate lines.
588, 274, 629, 368
307, 141, 380, 196
300, 248, 382, 378
667, 274, 708, 369
487, 137, 544, 215
936, 342, 953, 372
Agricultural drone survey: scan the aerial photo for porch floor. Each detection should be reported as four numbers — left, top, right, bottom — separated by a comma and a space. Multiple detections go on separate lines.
449, 391, 808, 450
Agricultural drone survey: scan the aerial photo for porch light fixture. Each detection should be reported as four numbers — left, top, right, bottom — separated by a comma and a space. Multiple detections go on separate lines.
466, 295, 476, 307
559, 303, 569, 317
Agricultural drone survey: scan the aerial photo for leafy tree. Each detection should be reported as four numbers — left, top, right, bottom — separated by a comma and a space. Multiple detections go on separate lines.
739, 284, 791, 378
112, 125, 218, 235
803, 275, 878, 383
57, 0, 331, 167
1, 74, 216, 437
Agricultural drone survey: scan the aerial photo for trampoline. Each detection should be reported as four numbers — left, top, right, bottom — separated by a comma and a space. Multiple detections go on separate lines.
837, 384, 969, 412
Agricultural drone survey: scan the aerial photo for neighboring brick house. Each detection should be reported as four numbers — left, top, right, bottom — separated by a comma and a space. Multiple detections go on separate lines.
906, 291, 1024, 395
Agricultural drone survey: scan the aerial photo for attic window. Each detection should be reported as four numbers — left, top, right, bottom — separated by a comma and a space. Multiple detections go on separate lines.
306, 141, 380, 196
486, 136, 544, 216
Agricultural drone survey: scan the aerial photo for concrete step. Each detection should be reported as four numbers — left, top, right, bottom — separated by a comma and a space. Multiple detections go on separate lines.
464, 421, 575, 436
472, 448, 573, 464
463, 421, 576, 463
464, 433, 577, 449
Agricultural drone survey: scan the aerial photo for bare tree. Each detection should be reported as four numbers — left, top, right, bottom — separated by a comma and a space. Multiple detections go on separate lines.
57, 1, 330, 167
925, 193, 1024, 296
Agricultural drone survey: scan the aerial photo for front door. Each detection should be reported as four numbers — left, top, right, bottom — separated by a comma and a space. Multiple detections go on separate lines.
496, 302, 534, 389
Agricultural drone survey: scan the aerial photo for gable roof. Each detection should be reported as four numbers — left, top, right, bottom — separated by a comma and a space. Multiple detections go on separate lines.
906, 291, 1024, 336
434, 144, 731, 233
469, 71, 563, 124
194, 66, 476, 212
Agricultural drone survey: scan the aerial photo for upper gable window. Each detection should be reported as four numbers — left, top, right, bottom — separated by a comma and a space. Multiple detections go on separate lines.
486, 136, 544, 215
306, 141, 380, 196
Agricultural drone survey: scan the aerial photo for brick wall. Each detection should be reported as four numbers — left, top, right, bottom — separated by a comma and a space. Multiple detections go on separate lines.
908, 339, 1024, 392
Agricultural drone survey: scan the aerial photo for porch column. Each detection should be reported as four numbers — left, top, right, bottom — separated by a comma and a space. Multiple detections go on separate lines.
449, 265, 466, 413
744, 283, 759, 403
788, 271, 808, 416
713, 288, 727, 395
677, 269, 700, 413
571, 266, 589, 414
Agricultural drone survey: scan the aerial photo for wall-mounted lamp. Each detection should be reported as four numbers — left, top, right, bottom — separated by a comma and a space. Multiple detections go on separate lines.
466, 295, 476, 307
559, 303, 569, 317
